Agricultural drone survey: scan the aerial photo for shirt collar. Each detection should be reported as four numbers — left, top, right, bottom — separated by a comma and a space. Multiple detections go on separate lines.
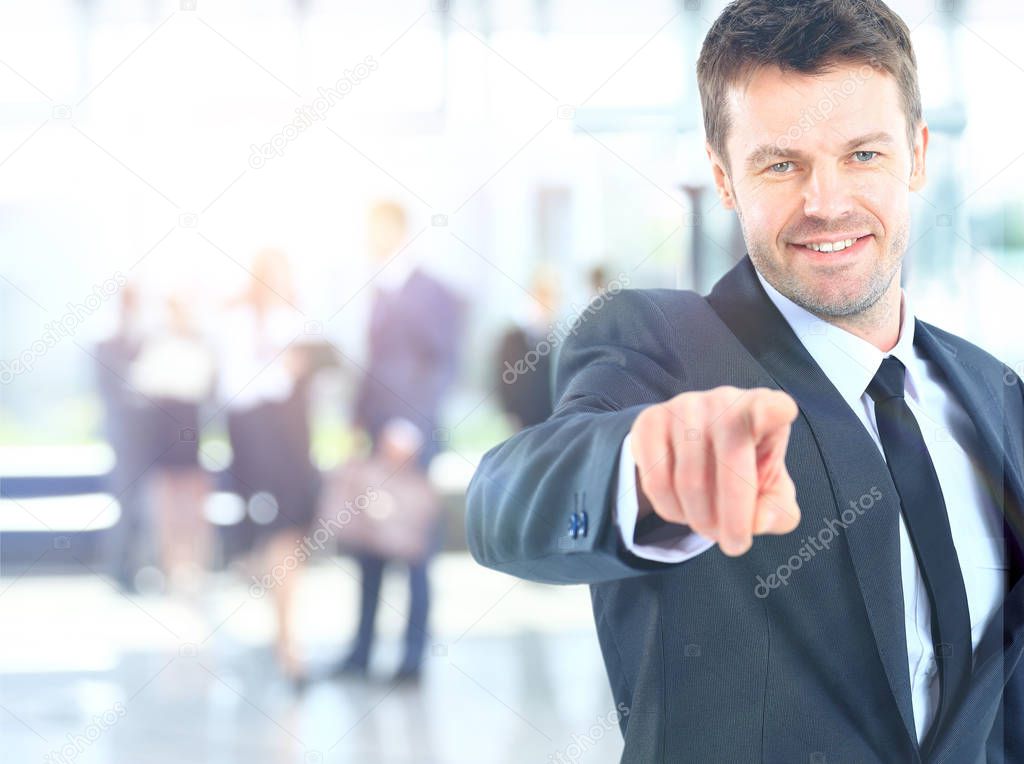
753, 268, 918, 407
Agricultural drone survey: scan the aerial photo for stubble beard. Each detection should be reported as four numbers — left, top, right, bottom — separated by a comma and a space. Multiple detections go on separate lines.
739, 207, 908, 324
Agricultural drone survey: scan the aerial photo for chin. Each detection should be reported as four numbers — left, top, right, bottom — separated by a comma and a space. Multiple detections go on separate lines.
807, 282, 885, 318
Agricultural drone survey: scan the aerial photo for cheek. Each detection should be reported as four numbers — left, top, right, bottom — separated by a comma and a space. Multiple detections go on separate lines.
857, 173, 907, 227
742, 194, 798, 246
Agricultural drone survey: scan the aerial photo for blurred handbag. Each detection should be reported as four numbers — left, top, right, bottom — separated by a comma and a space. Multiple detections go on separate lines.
319, 456, 442, 562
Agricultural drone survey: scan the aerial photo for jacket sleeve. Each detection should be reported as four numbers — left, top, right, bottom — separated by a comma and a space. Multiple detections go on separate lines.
465, 288, 689, 584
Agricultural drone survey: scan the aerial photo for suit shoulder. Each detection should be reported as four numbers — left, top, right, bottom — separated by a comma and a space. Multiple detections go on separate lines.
565, 287, 706, 342
918, 319, 1013, 377
550, 287, 708, 402
624, 287, 706, 313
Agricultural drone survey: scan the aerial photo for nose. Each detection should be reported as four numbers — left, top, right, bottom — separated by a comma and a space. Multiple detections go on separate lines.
802, 165, 854, 220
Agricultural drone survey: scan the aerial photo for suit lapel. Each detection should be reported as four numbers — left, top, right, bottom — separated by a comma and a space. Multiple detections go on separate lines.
911, 320, 1024, 761
911, 321, 1024, 668
912, 319, 1024, 580
705, 256, 919, 751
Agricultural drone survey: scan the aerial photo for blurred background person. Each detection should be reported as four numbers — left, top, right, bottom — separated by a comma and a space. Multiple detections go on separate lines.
219, 248, 319, 686
128, 292, 215, 597
587, 264, 610, 299
329, 200, 463, 683
95, 282, 152, 593
494, 264, 561, 432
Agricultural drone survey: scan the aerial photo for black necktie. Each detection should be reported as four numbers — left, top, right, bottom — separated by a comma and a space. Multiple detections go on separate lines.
867, 356, 973, 746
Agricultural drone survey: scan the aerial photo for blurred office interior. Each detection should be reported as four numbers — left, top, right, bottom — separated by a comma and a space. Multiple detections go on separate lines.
2, 0, 1024, 761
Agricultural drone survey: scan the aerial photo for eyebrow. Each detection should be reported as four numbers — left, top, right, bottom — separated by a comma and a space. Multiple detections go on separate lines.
744, 131, 898, 171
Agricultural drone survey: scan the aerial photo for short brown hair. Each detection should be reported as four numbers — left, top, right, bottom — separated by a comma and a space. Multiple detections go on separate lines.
696, 0, 922, 172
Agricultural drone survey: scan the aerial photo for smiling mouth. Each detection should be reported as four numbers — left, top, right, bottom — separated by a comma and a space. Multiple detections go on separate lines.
789, 234, 873, 258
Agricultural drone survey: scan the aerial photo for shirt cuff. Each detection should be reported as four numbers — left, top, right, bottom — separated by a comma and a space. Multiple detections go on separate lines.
615, 433, 717, 563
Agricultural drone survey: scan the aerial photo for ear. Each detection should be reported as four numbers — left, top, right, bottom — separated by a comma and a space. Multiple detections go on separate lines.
706, 141, 736, 210
908, 121, 928, 192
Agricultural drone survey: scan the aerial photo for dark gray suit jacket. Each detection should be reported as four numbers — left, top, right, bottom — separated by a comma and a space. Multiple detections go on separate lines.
466, 256, 1024, 763
353, 267, 462, 466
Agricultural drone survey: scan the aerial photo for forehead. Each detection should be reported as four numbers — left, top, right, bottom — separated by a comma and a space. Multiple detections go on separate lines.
723, 63, 907, 163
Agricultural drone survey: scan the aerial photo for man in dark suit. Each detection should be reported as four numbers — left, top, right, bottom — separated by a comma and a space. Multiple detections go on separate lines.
333, 200, 463, 683
495, 265, 562, 431
95, 284, 153, 592
467, 1, 1024, 761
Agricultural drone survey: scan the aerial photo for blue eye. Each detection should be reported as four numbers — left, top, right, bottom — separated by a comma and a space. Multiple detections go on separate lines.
770, 161, 793, 173
853, 150, 878, 162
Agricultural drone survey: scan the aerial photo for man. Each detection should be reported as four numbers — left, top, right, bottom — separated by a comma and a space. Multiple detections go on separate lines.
95, 283, 151, 592
332, 200, 463, 683
466, 1, 1024, 761
495, 264, 562, 432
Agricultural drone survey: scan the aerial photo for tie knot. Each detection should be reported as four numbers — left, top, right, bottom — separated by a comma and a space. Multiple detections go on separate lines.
867, 355, 906, 402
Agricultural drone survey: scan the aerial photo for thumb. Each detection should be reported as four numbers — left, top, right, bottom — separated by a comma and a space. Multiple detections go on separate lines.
752, 413, 800, 535
753, 466, 800, 535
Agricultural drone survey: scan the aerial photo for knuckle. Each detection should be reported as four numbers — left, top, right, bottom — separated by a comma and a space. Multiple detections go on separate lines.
713, 431, 745, 459
634, 407, 661, 436
720, 403, 751, 433
704, 388, 731, 412
674, 467, 705, 498
652, 495, 681, 522
687, 516, 715, 538
641, 470, 670, 499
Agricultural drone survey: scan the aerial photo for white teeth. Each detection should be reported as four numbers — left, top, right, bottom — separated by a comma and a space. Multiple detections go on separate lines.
804, 237, 857, 253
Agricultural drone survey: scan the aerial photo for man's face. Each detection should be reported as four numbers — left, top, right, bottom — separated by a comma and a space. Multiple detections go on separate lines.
707, 63, 928, 319
368, 210, 407, 261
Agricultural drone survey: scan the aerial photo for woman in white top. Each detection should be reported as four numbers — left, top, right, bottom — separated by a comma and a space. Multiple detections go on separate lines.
219, 249, 319, 686
129, 293, 216, 595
